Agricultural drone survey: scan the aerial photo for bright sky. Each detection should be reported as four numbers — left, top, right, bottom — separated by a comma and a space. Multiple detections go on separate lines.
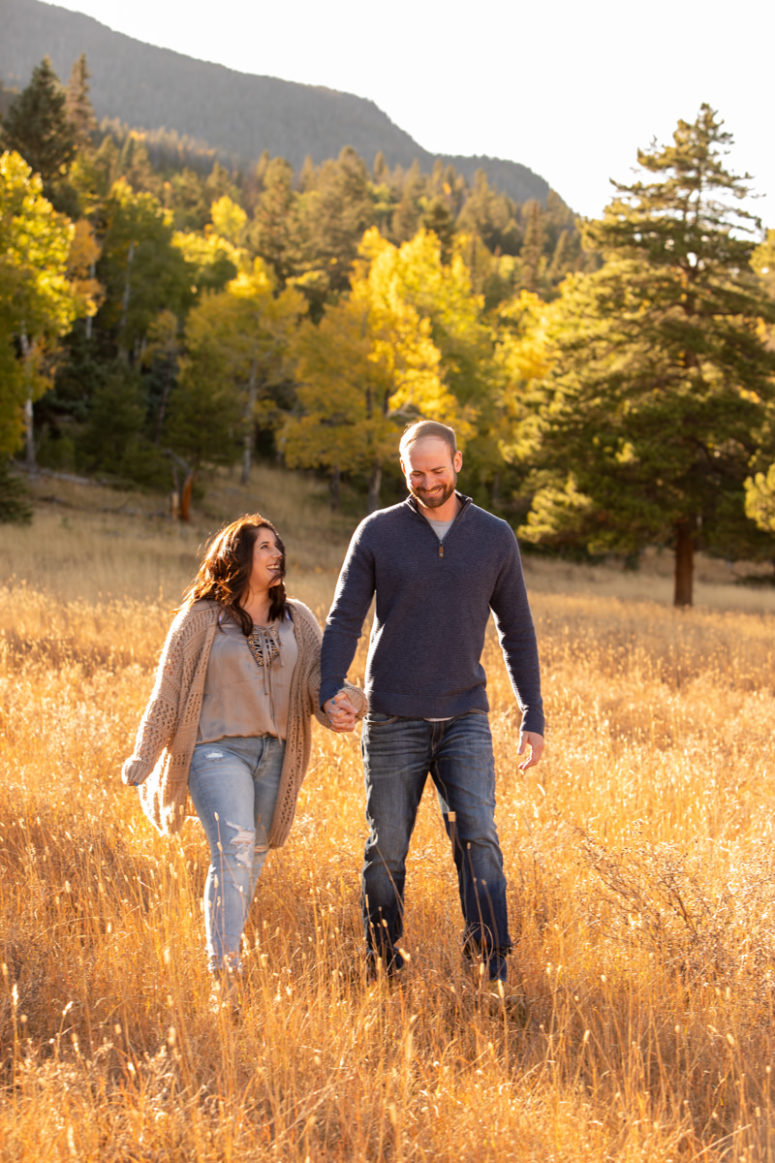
49, 0, 774, 227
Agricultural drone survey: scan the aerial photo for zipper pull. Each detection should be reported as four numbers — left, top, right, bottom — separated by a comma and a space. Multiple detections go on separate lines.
438, 543, 444, 559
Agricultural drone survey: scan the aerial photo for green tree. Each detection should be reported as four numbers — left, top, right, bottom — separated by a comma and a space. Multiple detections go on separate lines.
142, 309, 183, 444
171, 260, 305, 484
96, 178, 193, 359
390, 160, 424, 243
249, 157, 299, 285
295, 148, 377, 297
0, 59, 77, 215
205, 162, 241, 205
165, 333, 243, 494
77, 359, 168, 486
519, 106, 775, 605
164, 168, 211, 231
116, 131, 159, 196
65, 54, 98, 151
172, 227, 241, 295
543, 191, 585, 288
457, 169, 521, 256
518, 200, 547, 294
743, 231, 775, 531
0, 58, 77, 211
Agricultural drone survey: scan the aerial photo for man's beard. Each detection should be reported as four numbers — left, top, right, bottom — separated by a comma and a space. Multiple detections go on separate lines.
410, 479, 456, 509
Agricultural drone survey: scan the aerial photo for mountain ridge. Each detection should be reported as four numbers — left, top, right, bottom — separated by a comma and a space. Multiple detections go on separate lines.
2, 0, 557, 206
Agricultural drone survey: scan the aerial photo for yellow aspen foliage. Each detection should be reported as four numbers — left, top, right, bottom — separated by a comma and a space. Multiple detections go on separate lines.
0, 150, 81, 457
209, 194, 248, 247
66, 218, 103, 318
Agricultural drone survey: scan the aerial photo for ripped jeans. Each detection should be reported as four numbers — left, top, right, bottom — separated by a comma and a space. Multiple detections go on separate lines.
188, 735, 285, 974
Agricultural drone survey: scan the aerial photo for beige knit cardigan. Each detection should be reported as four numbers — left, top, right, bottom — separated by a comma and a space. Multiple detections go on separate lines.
121, 598, 364, 845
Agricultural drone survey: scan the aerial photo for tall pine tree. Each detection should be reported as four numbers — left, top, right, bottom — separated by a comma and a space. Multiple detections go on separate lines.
65, 54, 98, 151
521, 106, 775, 605
1, 58, 76, 190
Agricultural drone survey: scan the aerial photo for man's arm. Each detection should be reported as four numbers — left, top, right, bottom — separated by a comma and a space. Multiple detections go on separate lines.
319, 522, 376, 709
489, 530, 545, 744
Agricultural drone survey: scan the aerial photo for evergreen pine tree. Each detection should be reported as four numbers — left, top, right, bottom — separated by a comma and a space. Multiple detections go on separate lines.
1, 58, 76, 186
522, 106, 775, 605
65, 54, 98, 151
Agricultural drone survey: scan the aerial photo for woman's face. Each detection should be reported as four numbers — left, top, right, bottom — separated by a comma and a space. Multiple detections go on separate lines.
248, 527, 284, 594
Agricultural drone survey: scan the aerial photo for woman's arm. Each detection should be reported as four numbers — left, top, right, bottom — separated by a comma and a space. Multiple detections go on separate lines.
121, 613, 187, 785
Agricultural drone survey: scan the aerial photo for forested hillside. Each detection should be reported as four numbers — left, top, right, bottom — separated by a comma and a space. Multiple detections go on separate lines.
1, 45, 774, 606
2, 0, 551, 206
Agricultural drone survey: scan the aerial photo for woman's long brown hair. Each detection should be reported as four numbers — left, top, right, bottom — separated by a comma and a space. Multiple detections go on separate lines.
182, 513, 289, 634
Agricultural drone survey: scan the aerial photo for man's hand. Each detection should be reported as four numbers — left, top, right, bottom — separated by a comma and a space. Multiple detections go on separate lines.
517, 731, 544, 771
324, 691, 358, 733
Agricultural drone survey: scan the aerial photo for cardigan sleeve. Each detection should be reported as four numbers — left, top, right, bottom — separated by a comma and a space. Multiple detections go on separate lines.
121, 612, 187, 786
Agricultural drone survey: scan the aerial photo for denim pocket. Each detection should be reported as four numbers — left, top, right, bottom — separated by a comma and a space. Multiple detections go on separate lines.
364, 712, 400, 726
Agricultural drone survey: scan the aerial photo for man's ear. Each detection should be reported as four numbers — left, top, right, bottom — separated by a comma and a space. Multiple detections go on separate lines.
454, 450, 463, 472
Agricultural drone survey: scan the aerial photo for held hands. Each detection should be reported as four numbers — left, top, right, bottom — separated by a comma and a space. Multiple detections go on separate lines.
324, 691, 359, 733
518, 731, 545, 772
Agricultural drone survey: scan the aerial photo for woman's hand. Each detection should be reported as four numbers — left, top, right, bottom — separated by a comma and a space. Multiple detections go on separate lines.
323, 691, 358, 733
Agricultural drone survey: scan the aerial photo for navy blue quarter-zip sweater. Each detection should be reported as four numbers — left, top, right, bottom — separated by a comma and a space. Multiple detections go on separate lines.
320, 494, 545, 734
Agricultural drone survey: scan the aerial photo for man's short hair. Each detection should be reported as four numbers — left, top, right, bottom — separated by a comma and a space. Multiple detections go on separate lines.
399, 420, 457, 459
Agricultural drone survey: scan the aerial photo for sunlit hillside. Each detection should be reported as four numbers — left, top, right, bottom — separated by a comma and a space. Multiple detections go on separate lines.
1, 465, 775, 1161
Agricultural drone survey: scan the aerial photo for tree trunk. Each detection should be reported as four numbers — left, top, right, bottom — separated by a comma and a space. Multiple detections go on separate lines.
491, 471, 502, 510
166, 450, 195, 522
241, 360, 258, 485
24, 395, 35, 471
85, 258, 96, 341
673, 518, 694, 607
367, 461, 382, 512
179, 472, 194, 521
118, 240, 134, 361
329, 466, 340, 511
154, 372, 171, 444
20, 329, 36, 473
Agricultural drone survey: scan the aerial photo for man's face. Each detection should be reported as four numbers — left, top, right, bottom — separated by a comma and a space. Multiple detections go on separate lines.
401, 437, 462, 511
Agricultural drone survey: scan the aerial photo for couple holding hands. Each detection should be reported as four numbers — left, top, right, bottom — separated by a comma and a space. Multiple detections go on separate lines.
122, 421, 545, 1003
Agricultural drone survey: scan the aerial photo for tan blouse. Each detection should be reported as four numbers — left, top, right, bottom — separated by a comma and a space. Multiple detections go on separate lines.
121, 599, 367, 845
197, 613, 298, 742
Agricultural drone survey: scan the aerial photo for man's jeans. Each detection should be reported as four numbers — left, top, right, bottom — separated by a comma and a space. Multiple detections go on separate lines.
189, 735, 284, 974
361, 711, 512, 981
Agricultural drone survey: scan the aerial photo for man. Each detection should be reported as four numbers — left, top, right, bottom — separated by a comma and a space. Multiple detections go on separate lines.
320, 420, 544, 985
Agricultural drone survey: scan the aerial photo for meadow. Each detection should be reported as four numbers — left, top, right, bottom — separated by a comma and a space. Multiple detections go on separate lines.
1, 465, 775, 1161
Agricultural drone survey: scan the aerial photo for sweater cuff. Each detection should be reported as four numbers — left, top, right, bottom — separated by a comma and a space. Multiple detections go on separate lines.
319, 678, 342, 711
121, 758, 148, 786
340, 684, 368, 719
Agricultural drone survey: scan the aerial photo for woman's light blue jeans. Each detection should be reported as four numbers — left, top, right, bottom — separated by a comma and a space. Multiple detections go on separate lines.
361, 711, 512, 981
188, 735, 284, 974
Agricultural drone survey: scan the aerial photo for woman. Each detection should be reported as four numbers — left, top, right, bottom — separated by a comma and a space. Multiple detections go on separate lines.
122, 513, 364, 1001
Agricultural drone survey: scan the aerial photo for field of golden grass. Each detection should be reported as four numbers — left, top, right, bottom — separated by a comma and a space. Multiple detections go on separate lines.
2, 465, 775, 1161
